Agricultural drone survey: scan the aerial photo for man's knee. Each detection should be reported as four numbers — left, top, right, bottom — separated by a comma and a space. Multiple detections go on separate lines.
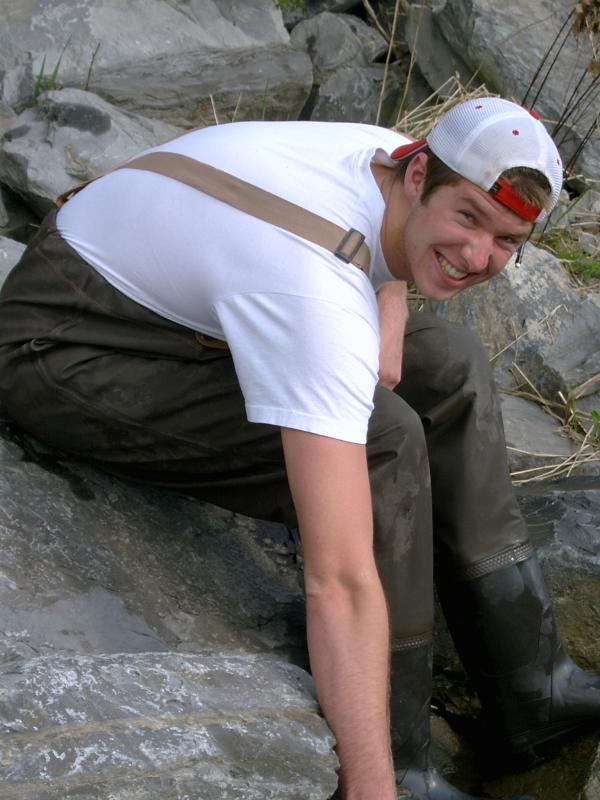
367, 385, 428, 474
405, 313, 492, 391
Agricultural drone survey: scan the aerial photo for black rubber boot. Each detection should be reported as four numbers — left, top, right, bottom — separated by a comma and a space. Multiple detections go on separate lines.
390, 645, 534, 799
437, 551, 600, 765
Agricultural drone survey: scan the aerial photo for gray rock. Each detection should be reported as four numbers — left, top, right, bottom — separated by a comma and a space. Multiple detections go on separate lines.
0, 0, 313, 127
0, 88, 182, 215
290, 11, 404, 125
0, 236, 26, 288
291, 12, 388, 81
499, 393, 581, 479
304, 64, 404, 125
0, 99, 17, 137
282, 0, 361, 30
405, 4, 473, 95
0, 652, 337, 800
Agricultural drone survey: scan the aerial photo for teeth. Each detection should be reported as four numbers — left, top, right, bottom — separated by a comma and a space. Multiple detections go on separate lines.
439, 254, 467, 280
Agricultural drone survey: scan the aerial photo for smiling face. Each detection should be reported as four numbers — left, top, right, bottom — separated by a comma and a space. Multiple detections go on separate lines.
378, 154, 533, 301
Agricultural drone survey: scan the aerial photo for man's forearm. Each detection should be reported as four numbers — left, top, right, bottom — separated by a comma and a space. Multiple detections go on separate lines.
377, 280, 409, 390
306, 576, 395, 800
280, 429, 396, 800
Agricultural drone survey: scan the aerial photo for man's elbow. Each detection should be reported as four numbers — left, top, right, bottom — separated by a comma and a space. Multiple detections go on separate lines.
304, 567, 383, 607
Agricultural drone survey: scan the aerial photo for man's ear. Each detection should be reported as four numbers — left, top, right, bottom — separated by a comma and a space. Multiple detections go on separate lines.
403, 152, 428, 204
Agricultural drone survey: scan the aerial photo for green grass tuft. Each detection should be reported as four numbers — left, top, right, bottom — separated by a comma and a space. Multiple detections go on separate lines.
538, 227, 600, 282
31, 39, 70, 106
592, 410, 600, 443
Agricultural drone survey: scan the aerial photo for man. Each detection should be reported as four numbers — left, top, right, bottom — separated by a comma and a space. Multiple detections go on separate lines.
0, 97, 597, 800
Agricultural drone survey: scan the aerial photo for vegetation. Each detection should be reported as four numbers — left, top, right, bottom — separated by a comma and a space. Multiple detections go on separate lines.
31, 39, 70, 106
593, 409, 600, 443
538, 225, 600, 285
32, 55, 62, 105
277, 0, 305, 10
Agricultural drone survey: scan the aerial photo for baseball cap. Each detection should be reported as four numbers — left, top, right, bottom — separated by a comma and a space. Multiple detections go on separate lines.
390, 97, 563, 223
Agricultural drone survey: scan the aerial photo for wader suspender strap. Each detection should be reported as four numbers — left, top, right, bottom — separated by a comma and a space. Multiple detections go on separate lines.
56, 151, 371, 274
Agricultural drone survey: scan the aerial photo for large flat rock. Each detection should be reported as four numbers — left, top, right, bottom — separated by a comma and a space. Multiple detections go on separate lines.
0, 0, 313, 127
1, 652, 337, 800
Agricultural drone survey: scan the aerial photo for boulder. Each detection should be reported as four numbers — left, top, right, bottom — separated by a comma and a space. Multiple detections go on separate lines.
291, 12, 388, 80
499, 393, 582, 479
301, 64, 404, 124
0, 0, 313, 128
1, 652, 337, 800
281, 0, 362, 30
291, 12, 404, 125
0, 88, 182, 215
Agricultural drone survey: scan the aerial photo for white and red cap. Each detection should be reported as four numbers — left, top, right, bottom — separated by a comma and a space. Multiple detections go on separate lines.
390, 97, 563, 223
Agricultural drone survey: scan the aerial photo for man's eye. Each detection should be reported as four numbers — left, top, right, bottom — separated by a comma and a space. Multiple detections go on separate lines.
459, 210, 475, 222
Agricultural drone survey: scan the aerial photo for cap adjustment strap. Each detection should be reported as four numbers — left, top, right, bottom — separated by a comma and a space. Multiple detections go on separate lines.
489, 178, 541, 222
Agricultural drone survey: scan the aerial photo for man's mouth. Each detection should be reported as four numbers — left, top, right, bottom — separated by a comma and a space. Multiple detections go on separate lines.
438, 253, 468, 281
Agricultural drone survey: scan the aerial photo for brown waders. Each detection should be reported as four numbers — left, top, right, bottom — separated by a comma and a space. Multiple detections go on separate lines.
0, 213, 545, 799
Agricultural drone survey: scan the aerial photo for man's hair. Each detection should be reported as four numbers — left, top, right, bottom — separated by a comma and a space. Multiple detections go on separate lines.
394, 147, 553, 212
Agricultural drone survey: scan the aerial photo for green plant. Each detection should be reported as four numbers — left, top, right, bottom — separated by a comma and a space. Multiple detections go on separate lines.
277, 0, 305, 10
31, 39, 70, 106
592, 410, 600, 443
537, 226, 600, 283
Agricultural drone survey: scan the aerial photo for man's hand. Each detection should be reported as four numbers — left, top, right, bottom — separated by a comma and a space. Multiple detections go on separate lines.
281, 428, 396, 800
377, 281, 409, 390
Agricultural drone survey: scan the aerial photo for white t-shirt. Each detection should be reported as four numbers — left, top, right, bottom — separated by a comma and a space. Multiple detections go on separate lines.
57, 121, 408, 444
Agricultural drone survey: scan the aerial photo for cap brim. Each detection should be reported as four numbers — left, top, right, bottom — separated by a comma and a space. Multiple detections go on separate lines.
390, 139, 428, 161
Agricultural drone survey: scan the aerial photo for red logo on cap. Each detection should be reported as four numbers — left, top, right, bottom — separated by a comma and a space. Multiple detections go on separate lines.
513, 129, 520, 135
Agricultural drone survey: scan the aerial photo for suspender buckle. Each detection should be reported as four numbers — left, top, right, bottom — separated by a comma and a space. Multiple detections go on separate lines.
334, 228, 366, 265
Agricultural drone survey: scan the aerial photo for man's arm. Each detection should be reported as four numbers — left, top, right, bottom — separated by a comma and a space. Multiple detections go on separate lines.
377, 281, 409, 390
281, 427, 396, 800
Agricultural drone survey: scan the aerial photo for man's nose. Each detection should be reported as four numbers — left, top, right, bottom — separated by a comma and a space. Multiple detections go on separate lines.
463, 234, 493, 272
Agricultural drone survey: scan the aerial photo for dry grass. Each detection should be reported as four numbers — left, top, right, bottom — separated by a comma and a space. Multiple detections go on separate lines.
393, 76, 495, 139
496, 337, 600, 482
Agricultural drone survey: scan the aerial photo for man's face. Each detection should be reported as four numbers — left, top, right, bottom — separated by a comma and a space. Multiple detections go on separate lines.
385, 165, 533, 301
